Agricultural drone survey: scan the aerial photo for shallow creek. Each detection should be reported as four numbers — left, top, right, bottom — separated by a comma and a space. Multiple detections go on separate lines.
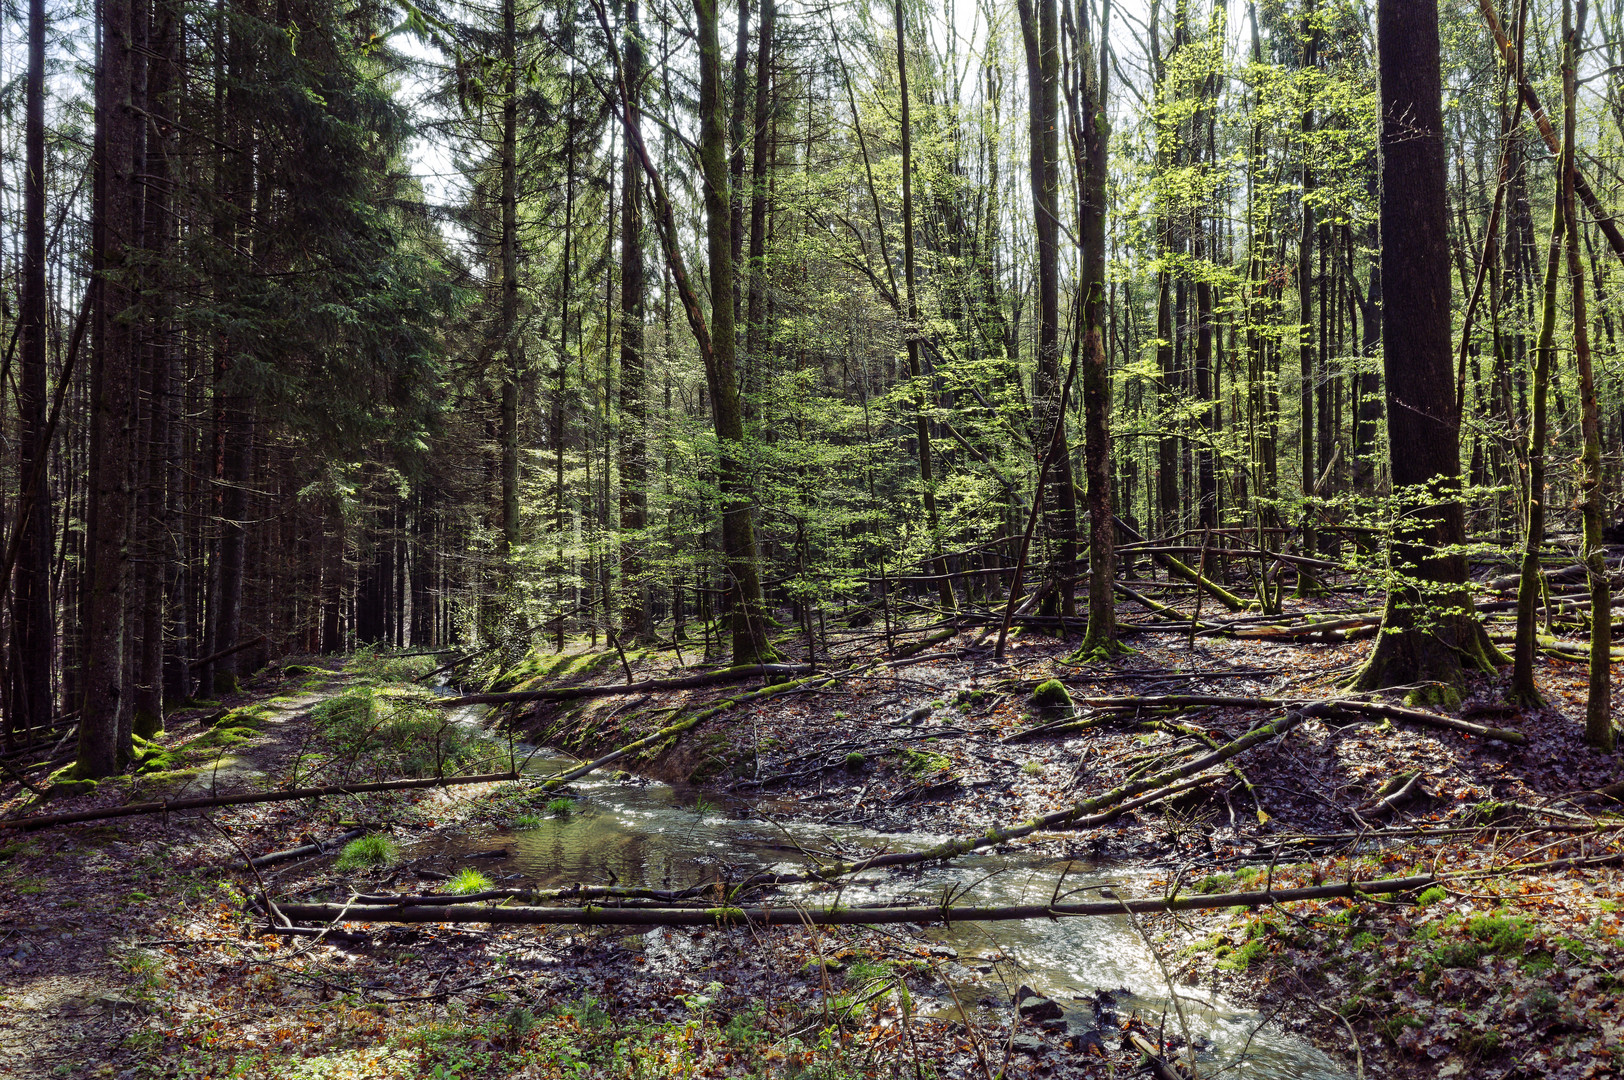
421, 708, 1349, 1079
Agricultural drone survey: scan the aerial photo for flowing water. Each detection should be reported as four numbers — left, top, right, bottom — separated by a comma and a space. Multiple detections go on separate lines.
429, 704, 1350, 1079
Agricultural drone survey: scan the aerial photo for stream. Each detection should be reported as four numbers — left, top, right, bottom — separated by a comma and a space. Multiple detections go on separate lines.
424, 705, 1350, 1079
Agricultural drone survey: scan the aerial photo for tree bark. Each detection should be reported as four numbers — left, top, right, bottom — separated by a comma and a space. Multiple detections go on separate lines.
1017, 0, 1078, 618
78, 0, 142, 777
694, 0, 772, 663
11, 0, 55, 742
1560, 0, 1612, 749
1073, 0, 1116, 656
1354, 0, 1507, 693
618, 0, 648, 641
1511, 201, 1562, 704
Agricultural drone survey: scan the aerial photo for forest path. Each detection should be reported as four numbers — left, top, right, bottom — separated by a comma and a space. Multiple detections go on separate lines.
0, 667, 360, 1080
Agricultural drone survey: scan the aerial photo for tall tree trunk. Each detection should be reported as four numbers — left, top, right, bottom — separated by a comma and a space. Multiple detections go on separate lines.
1074, 0, 1117, 656
79, 0, 142, 776
134, 0, 176, 735
498, 0, 520, 564
1354, 0, 1506, 693
1512, 199, 1563, 704
1297, 0, 1317, 581
896, 0, 954, 613
1560, 0, 1612, 749
1017, 0, 1077, 617
11, 0, 54, 741
618, 0, 648, 641
695, 0, 772, 662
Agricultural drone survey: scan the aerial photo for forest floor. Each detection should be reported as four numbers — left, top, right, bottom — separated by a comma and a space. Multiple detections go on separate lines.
2, 589, 1624, 1080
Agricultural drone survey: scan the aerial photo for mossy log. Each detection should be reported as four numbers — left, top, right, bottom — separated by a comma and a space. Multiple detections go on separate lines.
434, 664, 814, 707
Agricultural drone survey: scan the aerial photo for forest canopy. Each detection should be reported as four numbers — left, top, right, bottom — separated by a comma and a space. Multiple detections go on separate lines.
1, 0, 1621, 774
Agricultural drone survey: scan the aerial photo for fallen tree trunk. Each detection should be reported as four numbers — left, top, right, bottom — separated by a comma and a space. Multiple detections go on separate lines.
187, 634, 270, 670
0, 770, 521, 832
433, 664, 814, 707
535, 671, 843, 790
1066, 693, 1528, 745
250, 828, 367, 869
1114, 516, 1255, 612
887, 627, 959, 660
270, 873, 1438, 928
788, 708, 1309, 880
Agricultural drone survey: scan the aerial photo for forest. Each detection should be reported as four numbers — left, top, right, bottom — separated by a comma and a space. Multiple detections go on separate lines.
1, 0, 1623, 1077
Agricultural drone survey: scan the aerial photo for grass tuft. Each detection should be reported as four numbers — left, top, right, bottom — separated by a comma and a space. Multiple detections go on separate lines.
334, 834, 399, 871
446, 868, 494, 895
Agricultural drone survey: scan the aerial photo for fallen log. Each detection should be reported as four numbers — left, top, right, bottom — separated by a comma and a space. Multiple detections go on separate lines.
887, 627, 959, 660
433, 664, 815, 707
1066, 693, 1528, 745
1114, 516, 1255, 613
0, 770, 521, 831
270, 873, 1438, 928
186, 634, 269, 670
793, 708, 1309, 880
250, 828, 366, 869
1230, 616, 1382, 641
534, 671, 843, 790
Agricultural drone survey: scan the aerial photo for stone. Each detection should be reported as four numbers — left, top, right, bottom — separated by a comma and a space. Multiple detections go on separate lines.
1009, 1034, 1046, 1056
1016, 987, 1064, 1022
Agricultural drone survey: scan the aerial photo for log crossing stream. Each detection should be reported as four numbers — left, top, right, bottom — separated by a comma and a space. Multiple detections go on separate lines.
426, 702, 1351, 1079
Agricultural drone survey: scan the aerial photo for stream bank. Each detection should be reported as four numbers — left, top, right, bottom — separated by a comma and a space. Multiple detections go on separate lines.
2, 632, 1622, 1080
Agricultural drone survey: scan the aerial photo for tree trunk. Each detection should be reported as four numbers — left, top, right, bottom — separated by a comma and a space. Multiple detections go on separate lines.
618, 0, 648, 641
1074, 0, 1117, 657
498, 0, 520, 564
896, 0, 954, 614
1560, 0, 1612, 749
79, 0, 142, 776
11, 0, 54, 742
1018, 0, 1077, 618
1512, 200, 1562, 704
1354, 0, 1507, 694
695, 0, 772, 663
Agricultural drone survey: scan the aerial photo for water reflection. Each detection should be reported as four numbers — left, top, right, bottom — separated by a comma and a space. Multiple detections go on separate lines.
428, 715, 1348, 1079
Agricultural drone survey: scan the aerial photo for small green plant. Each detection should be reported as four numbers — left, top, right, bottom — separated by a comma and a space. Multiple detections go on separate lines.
1416, 886, 1448, 907
503, 1006, 537, 1048
1214, 937, 1268, 971
446, 868, 494, 895
545, 797, 574, 817
1021, 760, 1044, 776
843, 751, 866, 770
512, 813, 543, 829
334, 834, 399, 871
692, 795, 716, 816
845, 959, 893, 986
897, 748, 952, 775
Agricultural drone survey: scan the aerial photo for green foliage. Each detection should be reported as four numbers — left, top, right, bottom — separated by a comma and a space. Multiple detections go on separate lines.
334, 834, 399, 871
311, 686, 491, 778
346, 646, 436, 684
545, 797, 574, 818
445, 868, 494, 895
